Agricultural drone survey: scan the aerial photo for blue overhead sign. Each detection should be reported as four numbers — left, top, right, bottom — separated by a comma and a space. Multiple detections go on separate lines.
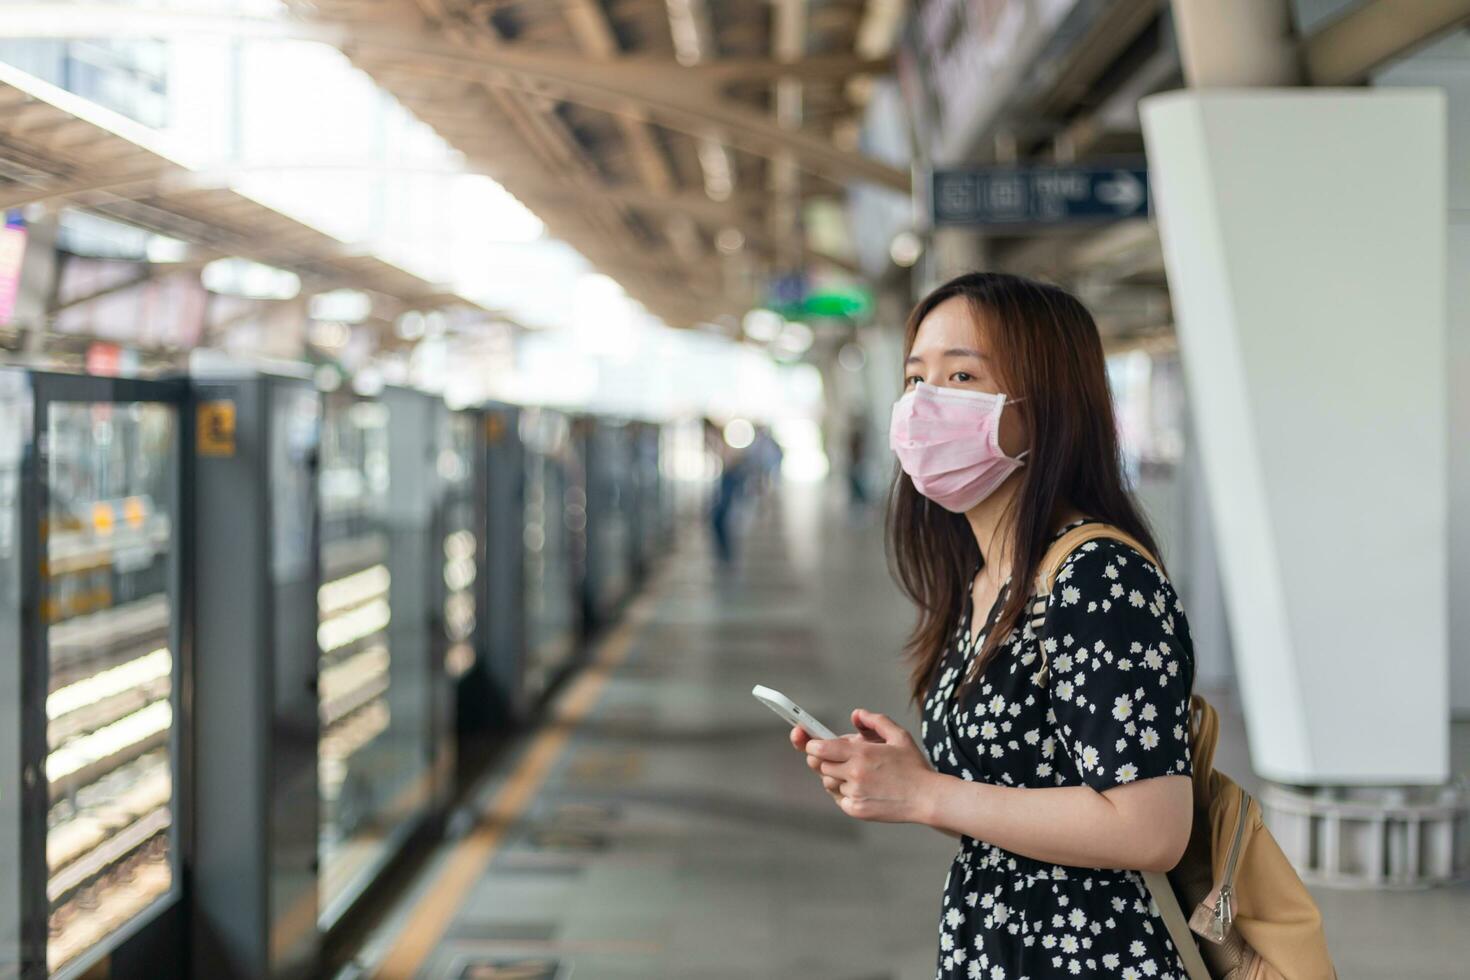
930, 165, 1149, 227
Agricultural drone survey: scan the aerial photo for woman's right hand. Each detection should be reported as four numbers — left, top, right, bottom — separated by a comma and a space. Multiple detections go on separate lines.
792, 722, 960, 840
789, 726, 864, 805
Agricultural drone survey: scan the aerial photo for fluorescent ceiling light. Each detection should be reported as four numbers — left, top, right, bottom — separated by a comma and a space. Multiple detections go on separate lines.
742, 308, 783, 342
201, 256, 300, 300
310, 288, 372, 323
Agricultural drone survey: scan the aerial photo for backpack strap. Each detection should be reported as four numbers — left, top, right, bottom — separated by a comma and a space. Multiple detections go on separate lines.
1035, 522, 1160, 597
1144, 870, 1214, 980
1188, 695, 1220, 807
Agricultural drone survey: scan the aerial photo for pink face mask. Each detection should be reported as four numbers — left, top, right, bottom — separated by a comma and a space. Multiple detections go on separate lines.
888, 381, 1026, 513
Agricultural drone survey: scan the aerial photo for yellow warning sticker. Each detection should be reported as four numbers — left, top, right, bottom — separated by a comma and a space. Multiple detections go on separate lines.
485, 412, 506, 443
91, 502, 115, 535
197, 400, 237, 457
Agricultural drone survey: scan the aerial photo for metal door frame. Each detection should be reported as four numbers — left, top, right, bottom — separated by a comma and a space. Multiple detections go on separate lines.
19, 372, 191, 980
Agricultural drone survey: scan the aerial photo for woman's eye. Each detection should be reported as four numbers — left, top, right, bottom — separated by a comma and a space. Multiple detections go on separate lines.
951, 372, 975, 383
904, 376, 921, 387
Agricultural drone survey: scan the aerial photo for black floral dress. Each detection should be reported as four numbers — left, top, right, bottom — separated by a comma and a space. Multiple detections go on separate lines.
922, 519, 1196, 980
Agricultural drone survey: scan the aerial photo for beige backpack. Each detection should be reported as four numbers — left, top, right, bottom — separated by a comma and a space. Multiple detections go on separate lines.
1036, 524, 1336, 980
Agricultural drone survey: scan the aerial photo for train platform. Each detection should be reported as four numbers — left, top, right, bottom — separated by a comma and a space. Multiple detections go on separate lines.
342, 486, 1470, 980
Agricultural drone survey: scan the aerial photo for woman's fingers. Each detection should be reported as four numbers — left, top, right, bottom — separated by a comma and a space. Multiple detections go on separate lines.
796, 731, 864, 807
818, 760, 854, 781
851, 708, 908, 744
805, 738, 852, 762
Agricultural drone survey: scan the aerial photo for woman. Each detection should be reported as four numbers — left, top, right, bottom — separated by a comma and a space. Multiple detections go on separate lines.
792, 272, 1196, 980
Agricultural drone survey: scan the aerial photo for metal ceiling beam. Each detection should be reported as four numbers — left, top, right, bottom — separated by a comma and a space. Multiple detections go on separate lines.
561, 0, 678, 195
1038, 0, 1162, 115
511, 179, 762, 227
558, 0, 711, 297
354, 45, 909, 191
397, 1, 651, 279
769, 0, 807, 270
666, 0, 744, 282
403, 0, 701, 321
398, 1, 736, 323
0, 4, 908, 191
1304, 0, 1470, 84
37, 156, 737, 233
0, 7, 886, 82
0, 168, 173, 210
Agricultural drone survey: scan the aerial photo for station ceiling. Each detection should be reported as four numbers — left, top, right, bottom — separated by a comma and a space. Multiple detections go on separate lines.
0, 64, 468, 315
0, 1, 906, 333
284, 0, 905, 328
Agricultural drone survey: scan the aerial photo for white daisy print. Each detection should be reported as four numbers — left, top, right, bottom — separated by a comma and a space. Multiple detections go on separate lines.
1112, 694, 1132, 721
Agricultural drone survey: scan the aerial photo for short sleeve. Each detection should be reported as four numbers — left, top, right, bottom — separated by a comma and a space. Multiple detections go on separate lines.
1039, 538, 1194, 792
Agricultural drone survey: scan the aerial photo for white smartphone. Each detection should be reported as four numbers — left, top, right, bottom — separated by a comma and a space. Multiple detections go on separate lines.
751, 684, 839, 740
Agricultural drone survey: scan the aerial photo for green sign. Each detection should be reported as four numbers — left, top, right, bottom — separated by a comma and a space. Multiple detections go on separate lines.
772, 285, 873, 321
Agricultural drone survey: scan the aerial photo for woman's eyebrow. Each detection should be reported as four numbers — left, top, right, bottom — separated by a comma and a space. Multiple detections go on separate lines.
905, 348, 985, 365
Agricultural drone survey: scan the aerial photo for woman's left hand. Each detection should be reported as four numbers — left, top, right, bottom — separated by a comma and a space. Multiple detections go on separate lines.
805, 709, 937, 824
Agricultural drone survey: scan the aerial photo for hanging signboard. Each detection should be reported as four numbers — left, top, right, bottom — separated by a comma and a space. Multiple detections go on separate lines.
930, 165, 1149, 226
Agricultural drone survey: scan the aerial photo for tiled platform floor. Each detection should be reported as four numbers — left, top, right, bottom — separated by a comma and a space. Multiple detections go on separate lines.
347, 484, 1469, 980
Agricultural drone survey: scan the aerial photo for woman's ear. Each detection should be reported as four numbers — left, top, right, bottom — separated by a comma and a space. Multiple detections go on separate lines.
998, 396, 1029, 459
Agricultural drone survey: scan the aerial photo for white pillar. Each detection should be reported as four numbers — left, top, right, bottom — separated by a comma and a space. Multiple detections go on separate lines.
1141, 89, 1449, 784
1169, 0, 1301, 87
1372, 32, 1470, 718
1178, 427, 1236, 694
923, 228, 988, 294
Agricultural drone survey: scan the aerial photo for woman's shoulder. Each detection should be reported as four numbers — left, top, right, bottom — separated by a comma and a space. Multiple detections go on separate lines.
1053, 531, 1171, 596
1044, 532, 1193, 670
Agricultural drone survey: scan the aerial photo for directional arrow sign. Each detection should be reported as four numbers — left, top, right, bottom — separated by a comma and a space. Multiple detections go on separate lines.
930, 165, 1150, 227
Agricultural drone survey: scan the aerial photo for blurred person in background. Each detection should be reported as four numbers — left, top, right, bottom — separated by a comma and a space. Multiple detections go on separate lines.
749, 424, 784, 501
846, 413, 870, 514
791, 272, 1196, 980
704, 416, 749, 565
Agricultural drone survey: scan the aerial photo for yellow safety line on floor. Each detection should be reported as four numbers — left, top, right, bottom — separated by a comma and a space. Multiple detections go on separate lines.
373, 596, 652, 980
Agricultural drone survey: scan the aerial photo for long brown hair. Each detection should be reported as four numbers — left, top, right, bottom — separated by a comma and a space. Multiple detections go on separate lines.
885, 271, 1163, 704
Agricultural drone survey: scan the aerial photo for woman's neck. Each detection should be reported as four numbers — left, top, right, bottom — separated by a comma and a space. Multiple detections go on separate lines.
965, 482, 1086, 581
964, 478, 1023, 580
